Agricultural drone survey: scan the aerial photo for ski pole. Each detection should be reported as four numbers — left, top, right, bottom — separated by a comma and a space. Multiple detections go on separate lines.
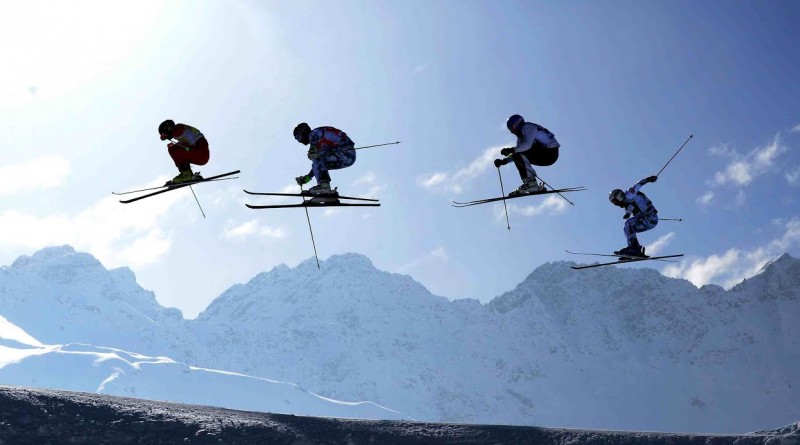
300, 185, 321, 269
352, 141, 401, 151
536, 175, 575, 206
655, 134, 693, 178
497, 168, 511, 230
189, 186, 206, 218
660, 218, 683, 222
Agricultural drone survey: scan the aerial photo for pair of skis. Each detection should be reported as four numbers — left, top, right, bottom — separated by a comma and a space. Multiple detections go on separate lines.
114, 170, 241, 204
452, 186, 587, 207
566, 250, 684, 270
243, 190, 380, 209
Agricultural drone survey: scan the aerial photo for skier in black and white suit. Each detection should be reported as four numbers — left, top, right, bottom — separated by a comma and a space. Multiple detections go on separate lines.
493, 114, 561, 196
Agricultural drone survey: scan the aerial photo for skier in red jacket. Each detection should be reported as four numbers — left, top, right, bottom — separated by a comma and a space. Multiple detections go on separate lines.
158, 119, 210, 185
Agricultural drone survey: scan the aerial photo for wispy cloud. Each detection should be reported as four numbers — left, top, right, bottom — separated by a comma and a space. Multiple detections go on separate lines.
663, 218, 800, 288
792, 123, 800, 133
786, 166, 800, 185
712, 134, 787, 186
0, 177, 183, 267
696, 191, 714, 207
496, 195, 568, 219
222, 219, 286, 240
734, 190, 746, 207
646, 232, 675, 256
397, 247, 449, 273
351, 171, 385, 198
0, 155, 71, 195
419, 146, 505, 195
413, 65, 427, 73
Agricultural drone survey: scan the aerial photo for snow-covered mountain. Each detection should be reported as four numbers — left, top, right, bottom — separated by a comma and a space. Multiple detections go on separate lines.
0, 314, 403, 420
0, 246, 196, 361
0, 246, 798, 433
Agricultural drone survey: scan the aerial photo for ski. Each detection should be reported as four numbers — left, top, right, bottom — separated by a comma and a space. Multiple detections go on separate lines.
119, 170, 240, 204
571, 254, 684, 270
243, 190, 379, 202
452, 187, 586, 207
246, 202, 381, 210
113, 176, 239, 196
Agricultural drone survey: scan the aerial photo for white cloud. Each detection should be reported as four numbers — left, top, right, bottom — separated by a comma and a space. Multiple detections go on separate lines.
712, 134, 786, 186
0, 177, 183, 267
791, 123, 800, 133
414, 65, 427, 73
498, 195, 568, 219
351, 171, 386, 198
419, 172, 448, 189
696, 191, 714, 207
419, 146, 506, 195
785, 166, 800, 185
0, 155, 71, 195
352, 172, 377, 187
646, 232, 675, 256
663, 218, 800, 288
397, 247, 449, 272
322, 208, 341, 217
223, 219, 286, 240
430, 247, 448, 260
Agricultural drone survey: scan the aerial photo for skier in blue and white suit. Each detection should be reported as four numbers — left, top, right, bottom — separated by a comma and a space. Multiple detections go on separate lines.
608, 175, 659, 257
493, 114, 561, 195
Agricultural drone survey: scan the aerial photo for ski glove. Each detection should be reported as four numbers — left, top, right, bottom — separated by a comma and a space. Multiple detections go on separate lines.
493, 159, 505, 168
623, 212, 631, 219
296, 174, 312, 186
307, 147, 320, 160
646, 175, 658, 183
500, 147, 515, 157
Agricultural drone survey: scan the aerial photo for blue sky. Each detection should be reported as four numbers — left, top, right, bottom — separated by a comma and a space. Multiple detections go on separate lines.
1, 0, 799, 317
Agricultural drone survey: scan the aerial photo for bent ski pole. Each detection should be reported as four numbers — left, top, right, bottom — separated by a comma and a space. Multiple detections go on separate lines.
300, 185, 321, 269
536, 175, 575, 206
656, 134, 693, 178
497, 168, 511, 230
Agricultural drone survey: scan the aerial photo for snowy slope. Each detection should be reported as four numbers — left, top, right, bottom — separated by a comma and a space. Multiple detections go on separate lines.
0, 315, 404, 420
0, 246, 798, 433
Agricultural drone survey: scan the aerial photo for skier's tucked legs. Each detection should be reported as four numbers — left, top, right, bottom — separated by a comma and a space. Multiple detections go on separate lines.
623, 213, 659, 252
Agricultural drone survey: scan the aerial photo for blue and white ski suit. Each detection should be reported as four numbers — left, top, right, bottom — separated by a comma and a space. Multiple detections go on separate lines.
510, 122, 560, 181
305, 126, 356, 183
617, 178, 659, 246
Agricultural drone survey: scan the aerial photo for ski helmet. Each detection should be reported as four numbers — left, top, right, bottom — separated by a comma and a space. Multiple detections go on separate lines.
158, 119, 175, 139
293, 122, 311, 144
507, 114, 525, 133
609, 189, 625, 204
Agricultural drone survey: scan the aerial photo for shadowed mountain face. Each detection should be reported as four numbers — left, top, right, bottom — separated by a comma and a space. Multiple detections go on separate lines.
0, 386, 797, 445
1, 247, 799, 433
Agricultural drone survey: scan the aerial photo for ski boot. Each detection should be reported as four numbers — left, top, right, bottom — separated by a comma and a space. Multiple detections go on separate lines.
308, 180, 340, 204
509, 176, 546, 197
614, 244, 647, 259
166, 166, 202, 186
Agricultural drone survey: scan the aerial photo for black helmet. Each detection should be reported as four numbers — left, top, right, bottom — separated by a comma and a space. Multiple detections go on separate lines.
609, 189, 625, 205
293, 122, 311, 144
507, 114, 524, 133
159, 119, 175, 140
